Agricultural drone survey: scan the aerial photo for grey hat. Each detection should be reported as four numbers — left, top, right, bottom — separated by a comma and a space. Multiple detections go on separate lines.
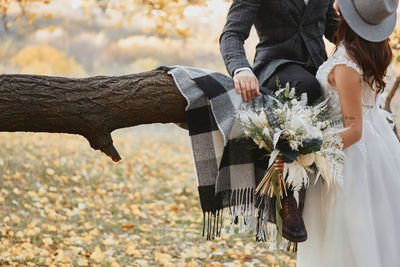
338, 0, 399, 42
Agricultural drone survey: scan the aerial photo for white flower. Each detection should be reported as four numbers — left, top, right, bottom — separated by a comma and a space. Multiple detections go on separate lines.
284, 83, 291, 98
298, 153, 316, 167
248, 110, 269, 129
285, 160, 309, 192
273, 130, 283, 149
289, 87, 296, 99
275, 87, 286, 97
289, 140, 301, 150
318, 121, 327, 130
300, 93, 308, 106
262, 127, 271, 138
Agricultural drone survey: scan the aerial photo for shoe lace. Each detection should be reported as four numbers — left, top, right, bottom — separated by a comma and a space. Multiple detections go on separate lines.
280, 196, 299, 218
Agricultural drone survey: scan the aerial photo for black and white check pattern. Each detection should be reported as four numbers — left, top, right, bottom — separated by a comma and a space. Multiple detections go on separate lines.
156, 65, 281, 243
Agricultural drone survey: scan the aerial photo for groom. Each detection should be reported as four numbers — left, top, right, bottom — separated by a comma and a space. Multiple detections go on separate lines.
219, 0, 339, 242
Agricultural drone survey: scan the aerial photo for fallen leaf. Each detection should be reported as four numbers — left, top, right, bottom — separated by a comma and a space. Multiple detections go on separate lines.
90, 245, 105, 261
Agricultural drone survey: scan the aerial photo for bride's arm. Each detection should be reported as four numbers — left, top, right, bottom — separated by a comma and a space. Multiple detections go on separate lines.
331, 65, 363, 149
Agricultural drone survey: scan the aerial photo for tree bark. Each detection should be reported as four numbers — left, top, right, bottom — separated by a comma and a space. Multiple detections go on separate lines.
385, 76, 400, 139
0, 69, 187, 162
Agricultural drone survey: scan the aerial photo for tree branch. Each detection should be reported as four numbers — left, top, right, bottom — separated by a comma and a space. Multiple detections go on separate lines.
0, 69, 187, 161
385, 76, 400, 139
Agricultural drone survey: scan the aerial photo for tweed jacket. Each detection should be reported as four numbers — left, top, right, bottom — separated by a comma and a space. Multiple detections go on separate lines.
219, 0, 339, 87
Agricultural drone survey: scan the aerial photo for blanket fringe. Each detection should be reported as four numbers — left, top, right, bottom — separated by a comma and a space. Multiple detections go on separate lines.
202, 208, 224, 240
201, 187, 295, 251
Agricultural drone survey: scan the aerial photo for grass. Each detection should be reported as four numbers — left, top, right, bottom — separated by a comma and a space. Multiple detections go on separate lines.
0, 123, 295, 266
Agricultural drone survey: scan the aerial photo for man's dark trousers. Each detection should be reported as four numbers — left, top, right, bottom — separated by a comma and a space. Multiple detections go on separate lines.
260, 63, 323, 105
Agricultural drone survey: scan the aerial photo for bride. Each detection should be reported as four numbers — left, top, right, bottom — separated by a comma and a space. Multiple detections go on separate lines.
295, 0, 400, 266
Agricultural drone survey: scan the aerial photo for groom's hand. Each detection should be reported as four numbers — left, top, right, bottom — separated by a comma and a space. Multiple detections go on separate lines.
233, 69, 261, 102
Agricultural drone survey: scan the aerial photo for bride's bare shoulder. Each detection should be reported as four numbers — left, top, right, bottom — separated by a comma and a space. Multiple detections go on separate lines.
332, 65, 362, 86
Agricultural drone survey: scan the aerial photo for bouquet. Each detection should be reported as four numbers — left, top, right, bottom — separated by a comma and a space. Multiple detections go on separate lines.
236, 82, 346, 237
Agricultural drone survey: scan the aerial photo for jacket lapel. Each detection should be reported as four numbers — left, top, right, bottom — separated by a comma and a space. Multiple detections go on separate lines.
292, 0, 306, 14
302, 0, 317, 20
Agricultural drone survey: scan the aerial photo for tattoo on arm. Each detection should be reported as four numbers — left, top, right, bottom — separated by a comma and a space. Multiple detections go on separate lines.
343, 116, 356, 121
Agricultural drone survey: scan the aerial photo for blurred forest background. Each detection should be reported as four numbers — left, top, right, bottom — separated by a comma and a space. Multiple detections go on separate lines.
0, 1, 399, 266
0, 0, 249, 76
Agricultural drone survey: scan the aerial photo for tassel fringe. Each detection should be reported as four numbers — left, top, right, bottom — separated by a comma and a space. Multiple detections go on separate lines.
201, 187, 296, 251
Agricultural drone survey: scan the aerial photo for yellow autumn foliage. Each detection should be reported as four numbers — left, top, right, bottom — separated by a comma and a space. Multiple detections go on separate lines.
129, 57, 160, 72
12, 45, 86, 77
1, 0, 230, 37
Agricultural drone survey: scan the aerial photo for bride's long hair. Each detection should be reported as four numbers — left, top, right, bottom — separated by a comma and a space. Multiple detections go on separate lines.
334, 12, 393, 94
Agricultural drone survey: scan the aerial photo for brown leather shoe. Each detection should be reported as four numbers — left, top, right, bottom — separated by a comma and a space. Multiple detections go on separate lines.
279, 194, 307, 242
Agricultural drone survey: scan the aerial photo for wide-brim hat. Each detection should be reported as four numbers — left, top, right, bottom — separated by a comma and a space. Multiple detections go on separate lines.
338, 0, 398, 42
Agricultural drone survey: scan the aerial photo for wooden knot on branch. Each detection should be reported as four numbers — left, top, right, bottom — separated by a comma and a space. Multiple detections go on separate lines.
87, 132, 121, 162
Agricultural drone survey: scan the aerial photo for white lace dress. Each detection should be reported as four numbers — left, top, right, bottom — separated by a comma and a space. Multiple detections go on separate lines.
296, 44, 400, 267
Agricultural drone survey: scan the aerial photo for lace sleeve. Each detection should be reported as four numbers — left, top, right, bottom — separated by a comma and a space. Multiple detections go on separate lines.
323, 45, 363, 90
330, 45, 363, 76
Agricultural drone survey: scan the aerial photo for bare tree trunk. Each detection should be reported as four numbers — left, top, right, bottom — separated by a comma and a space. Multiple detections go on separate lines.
0, 69, 187, 161
385, 76, 400, 139
1, 13, 8, 32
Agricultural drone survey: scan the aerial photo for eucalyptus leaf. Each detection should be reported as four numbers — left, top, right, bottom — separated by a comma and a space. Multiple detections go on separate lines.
276, 138, 299, 163
299, 138, 323, 154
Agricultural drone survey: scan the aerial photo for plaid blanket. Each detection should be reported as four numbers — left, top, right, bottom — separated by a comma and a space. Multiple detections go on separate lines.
156, 65, 289, 244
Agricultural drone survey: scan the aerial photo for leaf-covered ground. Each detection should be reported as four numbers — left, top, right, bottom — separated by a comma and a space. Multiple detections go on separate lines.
0, 124, 296, 266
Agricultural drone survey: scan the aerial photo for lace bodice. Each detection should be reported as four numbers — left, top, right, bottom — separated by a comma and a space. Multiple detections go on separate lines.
315, 44, 383, 127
